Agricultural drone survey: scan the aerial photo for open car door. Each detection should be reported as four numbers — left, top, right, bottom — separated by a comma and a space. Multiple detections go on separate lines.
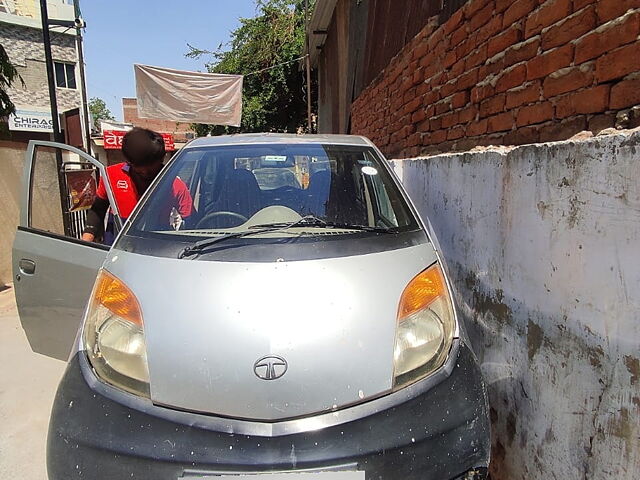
12, 141, 121, 361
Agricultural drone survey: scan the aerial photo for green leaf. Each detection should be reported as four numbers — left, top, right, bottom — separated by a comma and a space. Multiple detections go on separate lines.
0, 43, 24, 118
186, 0, 316, 135
88, 97, 115, 131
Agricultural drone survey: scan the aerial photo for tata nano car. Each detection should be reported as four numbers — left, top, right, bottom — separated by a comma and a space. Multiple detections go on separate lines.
13, 134, 490, 480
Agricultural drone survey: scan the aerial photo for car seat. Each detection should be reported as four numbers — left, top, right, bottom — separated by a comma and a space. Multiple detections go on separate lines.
302, 169, 331, 217
198, 168, 262, 228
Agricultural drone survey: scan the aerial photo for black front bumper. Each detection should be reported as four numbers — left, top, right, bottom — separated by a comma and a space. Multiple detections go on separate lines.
47, 342, 490, 480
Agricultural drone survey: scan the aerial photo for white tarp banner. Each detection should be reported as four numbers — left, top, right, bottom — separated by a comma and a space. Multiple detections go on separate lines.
134, 64, 243, 126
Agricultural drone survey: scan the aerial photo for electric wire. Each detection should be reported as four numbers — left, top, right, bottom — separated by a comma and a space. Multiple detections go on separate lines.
244, 54, 308, 77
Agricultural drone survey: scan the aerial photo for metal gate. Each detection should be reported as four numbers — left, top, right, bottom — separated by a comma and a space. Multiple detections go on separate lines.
62, 162, 98, 240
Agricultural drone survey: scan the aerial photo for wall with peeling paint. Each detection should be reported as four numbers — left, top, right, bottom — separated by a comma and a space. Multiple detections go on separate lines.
393, 130, 640, 479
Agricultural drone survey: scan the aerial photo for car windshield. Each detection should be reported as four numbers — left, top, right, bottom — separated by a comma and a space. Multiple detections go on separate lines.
123, 142, 419, 245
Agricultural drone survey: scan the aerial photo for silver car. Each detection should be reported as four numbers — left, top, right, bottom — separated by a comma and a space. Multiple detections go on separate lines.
13, 134, 490, 480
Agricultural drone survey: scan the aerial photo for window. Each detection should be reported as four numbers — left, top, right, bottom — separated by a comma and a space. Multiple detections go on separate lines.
30, 146, 65, 235
30, 145, 100, 241
54, 62, 77, 89
128, 143, 418, 236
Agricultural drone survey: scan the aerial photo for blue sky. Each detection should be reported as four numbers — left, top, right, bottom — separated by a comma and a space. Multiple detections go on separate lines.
81, 1, 257, 121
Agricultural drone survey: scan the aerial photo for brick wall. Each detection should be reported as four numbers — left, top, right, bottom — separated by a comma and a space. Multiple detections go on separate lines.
351, 0, 640, 157
122, 98, 194, 143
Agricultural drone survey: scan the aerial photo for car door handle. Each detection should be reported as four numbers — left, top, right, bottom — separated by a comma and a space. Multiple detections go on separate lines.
19, 259, 36, 275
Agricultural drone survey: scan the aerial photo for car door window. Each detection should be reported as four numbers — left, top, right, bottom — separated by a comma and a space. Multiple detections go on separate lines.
29, 146, 67, 236
29, 144, 103, 242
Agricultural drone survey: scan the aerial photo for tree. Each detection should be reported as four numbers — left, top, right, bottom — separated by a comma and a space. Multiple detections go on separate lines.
0, 43, 24, 120
187, 0, 316, 135
88, 97, 114, 131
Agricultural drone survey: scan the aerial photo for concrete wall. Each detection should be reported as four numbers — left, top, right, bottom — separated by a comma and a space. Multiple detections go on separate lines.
393, 129, 639, 479
0, 142, 26, 286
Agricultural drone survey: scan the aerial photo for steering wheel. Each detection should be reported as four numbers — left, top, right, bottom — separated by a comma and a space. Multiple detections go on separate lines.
195, 211, 249, 229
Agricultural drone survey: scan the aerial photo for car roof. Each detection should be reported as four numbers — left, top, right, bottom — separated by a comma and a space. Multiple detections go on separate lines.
183, 133, 374, 149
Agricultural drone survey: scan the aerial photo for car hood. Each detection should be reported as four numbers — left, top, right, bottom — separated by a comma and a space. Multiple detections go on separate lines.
105, 243, 437, 420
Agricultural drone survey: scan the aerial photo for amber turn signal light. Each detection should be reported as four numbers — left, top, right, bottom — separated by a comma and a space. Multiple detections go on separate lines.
93, 270, 143, 327
397, 264, 447, 320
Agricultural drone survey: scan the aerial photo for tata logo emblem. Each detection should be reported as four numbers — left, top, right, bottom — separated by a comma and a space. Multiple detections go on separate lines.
253, 355, 288, 380
116, 180, 128, 190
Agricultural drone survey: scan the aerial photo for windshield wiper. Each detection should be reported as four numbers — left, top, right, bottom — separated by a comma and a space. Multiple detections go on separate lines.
248, 215, 327, 229
321, 221, 393, 233
178, 216, 320, 258
251, 216, 393, 233
177, 225, 281, 258
178, 215, 393, 259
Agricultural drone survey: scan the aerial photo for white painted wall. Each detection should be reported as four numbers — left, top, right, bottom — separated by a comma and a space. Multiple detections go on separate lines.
393, 131, 640, 479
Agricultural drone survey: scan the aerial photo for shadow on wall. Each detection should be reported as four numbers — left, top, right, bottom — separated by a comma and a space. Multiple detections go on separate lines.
395, 130, 640, 479
456, 266, 636, 480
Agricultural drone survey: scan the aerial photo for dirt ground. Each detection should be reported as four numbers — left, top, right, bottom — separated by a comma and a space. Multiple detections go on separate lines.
0, 286, 65, 480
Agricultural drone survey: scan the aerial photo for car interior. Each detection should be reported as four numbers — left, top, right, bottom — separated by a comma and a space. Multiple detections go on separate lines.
132, 144, 408, 236
180, 150, 369, 230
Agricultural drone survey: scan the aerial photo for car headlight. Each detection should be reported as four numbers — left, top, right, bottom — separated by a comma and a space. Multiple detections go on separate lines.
393, 263, 456, 388
83, 270, 150, 397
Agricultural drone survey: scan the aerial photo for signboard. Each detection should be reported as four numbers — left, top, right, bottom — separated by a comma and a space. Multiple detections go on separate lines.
8, 107, 54, 132
161, 133, 175, 151
103, 130, 125, 149
65, 169, 97, 212
103, 130, 175, 151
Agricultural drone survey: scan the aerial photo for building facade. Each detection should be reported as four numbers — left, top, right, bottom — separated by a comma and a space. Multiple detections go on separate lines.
87, 98, 194, 167
1, 0, 83, 134
0, 0, 86, 286
122, 97, 195, 143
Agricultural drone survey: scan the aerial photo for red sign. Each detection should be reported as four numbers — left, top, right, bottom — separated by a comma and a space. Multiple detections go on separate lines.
103, 130, 175, 151
103, 129, 124, 149
160, 133, 175, 151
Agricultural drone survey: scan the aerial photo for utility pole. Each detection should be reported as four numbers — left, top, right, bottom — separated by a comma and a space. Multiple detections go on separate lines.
304, 0, 313, 133
40, 0, 71, 236
73, 0, 92, 153
40, 0, 63, 143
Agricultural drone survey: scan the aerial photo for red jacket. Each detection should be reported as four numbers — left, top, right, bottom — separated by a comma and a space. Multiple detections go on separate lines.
96, 163, 192, 220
